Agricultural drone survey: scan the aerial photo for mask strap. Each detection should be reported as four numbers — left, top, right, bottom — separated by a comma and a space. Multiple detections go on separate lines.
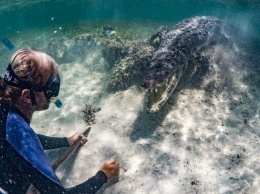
4, 64, 33, 89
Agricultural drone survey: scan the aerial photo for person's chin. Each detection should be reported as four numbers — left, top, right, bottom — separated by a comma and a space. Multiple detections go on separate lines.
37, 104, 49, 111
43, 104, 50, 110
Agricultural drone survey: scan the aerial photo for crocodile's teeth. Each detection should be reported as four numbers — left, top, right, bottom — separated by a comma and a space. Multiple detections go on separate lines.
152, 89, 156, 101
153, 88, 160, 102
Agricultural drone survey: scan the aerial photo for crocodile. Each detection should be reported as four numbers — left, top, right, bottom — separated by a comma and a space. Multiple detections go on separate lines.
141, 16, 236, 112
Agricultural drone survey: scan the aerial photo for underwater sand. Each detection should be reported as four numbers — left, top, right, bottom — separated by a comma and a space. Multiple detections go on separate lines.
12, 20, 260, 193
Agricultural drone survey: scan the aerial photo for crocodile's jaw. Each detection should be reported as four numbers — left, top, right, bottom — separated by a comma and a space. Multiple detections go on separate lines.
147, 72, 180, 112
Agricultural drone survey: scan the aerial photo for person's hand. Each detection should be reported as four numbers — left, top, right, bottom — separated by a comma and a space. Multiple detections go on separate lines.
67, 133, 88, 146
100, 159, 120, 180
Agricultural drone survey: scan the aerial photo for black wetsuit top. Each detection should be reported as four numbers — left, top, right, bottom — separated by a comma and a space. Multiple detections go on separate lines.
0, 100, 107, 194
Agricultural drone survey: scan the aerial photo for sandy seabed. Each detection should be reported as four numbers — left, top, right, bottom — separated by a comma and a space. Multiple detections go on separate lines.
12, 21, 260, 194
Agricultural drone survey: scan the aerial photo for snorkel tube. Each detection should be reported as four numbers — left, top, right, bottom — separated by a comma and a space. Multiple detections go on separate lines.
2, 38, 63, 108
2, 38, 15, 52
51, 97, 63, 108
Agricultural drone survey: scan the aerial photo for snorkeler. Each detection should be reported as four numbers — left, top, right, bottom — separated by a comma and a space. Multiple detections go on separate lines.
0, 48, 119, 193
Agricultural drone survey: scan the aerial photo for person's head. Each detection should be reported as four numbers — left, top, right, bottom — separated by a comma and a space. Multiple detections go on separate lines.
0, 48, 60, 112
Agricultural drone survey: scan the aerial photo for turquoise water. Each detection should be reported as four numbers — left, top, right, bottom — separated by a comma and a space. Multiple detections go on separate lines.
0, 0, 259, 73
0, 0, 259, 81
0, 0, 260, 36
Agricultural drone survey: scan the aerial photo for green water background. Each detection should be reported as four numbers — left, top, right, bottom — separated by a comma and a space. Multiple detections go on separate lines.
0, 0, 259, 70
0, 0, 260, 36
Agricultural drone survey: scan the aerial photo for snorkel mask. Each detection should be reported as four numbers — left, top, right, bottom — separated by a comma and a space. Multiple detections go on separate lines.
4, 64, 62, 108
41, 73, 62, 108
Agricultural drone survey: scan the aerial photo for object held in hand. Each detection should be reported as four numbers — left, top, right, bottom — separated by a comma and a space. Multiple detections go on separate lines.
26, 127, 91, 194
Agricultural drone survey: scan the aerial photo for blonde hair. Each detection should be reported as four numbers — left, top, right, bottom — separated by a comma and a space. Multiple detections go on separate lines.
0, 48, 59, 104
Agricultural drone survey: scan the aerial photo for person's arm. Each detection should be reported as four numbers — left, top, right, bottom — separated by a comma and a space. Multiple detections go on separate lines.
32, 169, 108, 194
5, 144, 107, 194
37, 134, 69, 150
37, 133, 88, 150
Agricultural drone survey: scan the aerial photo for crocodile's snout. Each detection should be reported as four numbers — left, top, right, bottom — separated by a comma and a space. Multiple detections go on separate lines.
141, 79, 156, 89
142, 52, 175, 90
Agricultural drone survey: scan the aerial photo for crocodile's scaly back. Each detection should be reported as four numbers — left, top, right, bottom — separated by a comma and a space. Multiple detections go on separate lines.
160, 16, 232, 54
